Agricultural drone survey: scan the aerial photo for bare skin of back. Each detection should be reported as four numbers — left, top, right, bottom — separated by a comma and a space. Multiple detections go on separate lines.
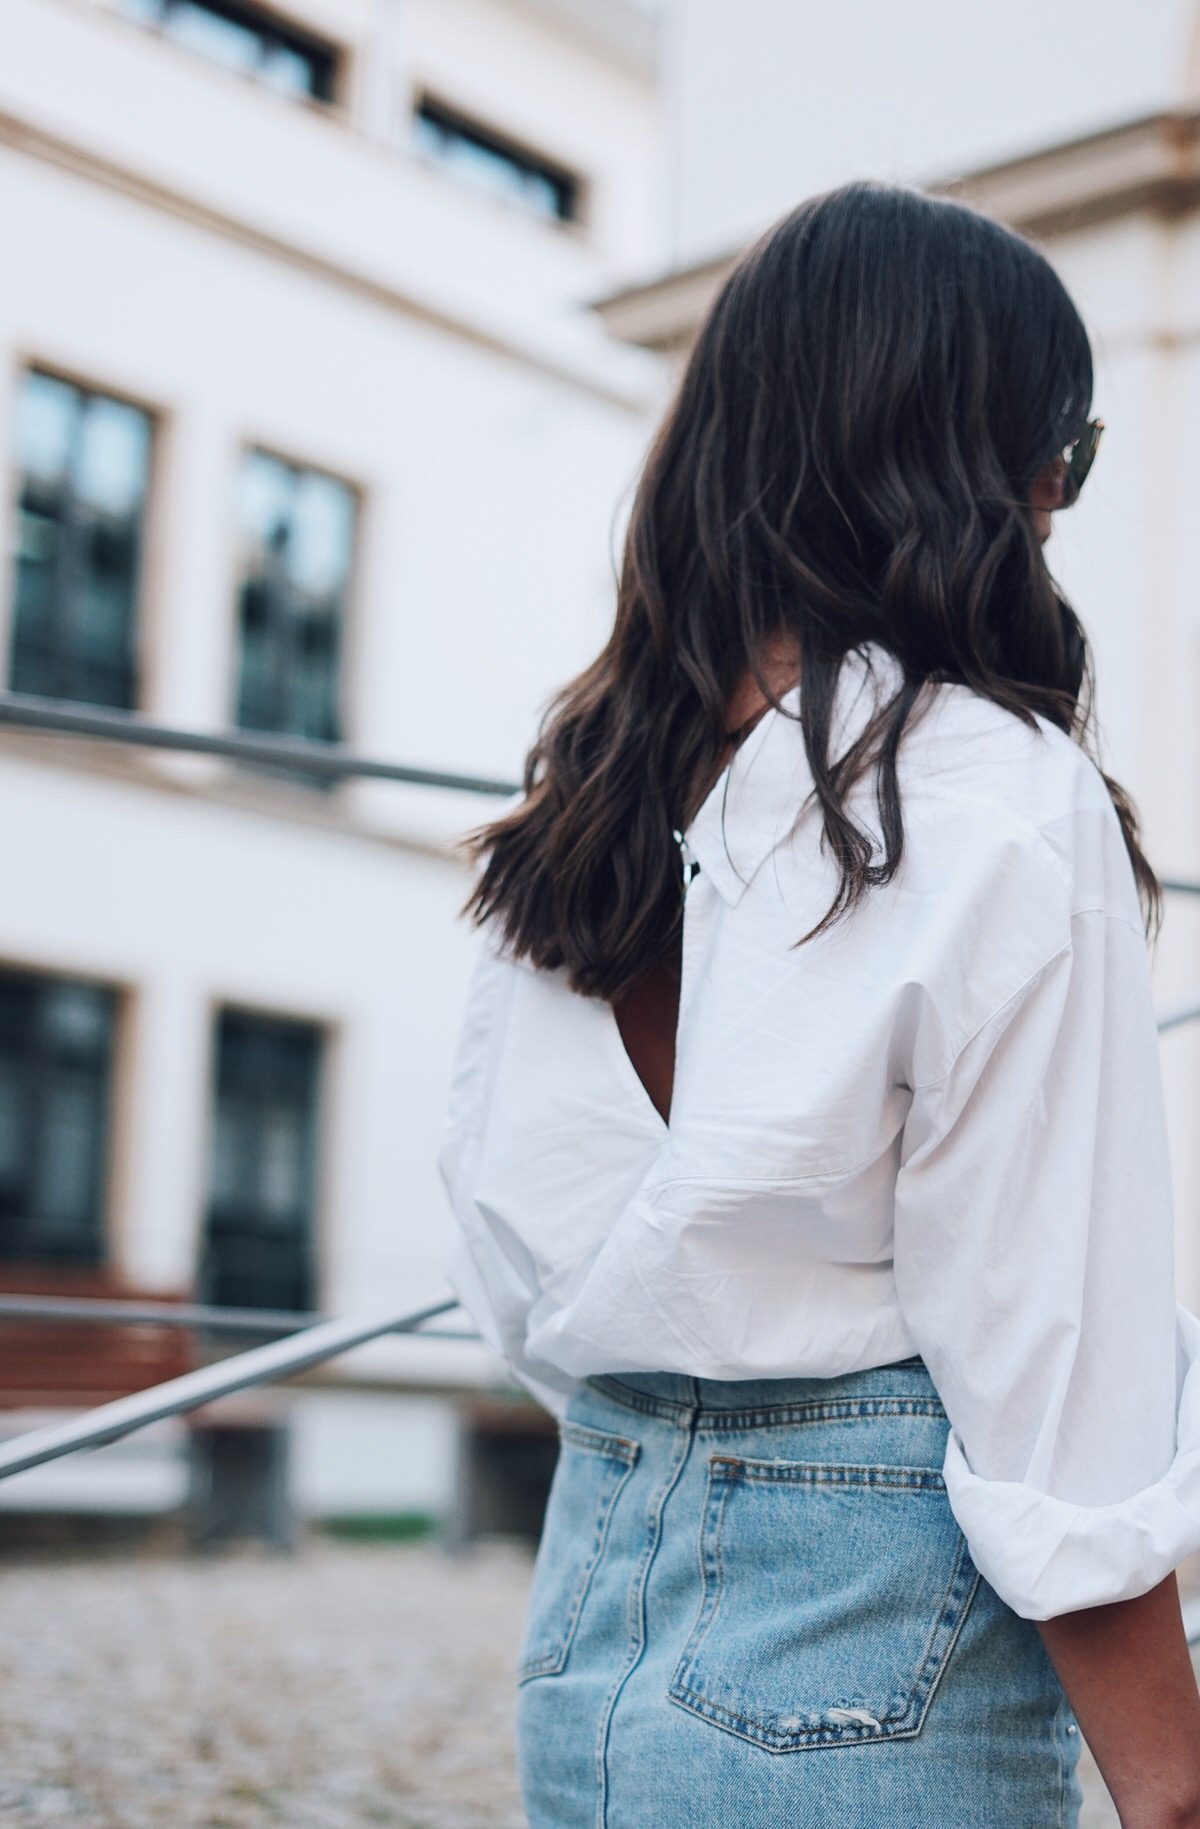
608, 631, 1200, 1826
611, 635, 802, 1125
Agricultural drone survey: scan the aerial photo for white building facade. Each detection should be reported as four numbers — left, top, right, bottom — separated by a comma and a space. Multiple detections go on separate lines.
5, 0, 1199, 1531
0, 0, 666, 1523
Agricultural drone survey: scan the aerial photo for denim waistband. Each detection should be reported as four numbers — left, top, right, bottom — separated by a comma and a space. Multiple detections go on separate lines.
585, 1355, 941, 1425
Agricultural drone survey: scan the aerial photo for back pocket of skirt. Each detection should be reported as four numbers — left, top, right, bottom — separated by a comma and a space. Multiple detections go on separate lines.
517, 1418, 639, 1683
668, 1454, 979, 1750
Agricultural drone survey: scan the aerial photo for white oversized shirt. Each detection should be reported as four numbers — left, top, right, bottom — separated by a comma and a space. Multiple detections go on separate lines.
437, 639, 1200, 1620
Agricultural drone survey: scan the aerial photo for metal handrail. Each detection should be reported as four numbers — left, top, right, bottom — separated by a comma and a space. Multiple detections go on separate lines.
3, 691, 1200, 897
0, 1295, 463, 1479
0, 1293, 479, 1339
0, 691, 521, 795
1156, 996, 1200, 1035
1185, 1595, 1200, 1645
4, 690, 1200, 901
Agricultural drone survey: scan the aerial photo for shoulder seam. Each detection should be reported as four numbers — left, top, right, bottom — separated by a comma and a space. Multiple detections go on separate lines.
910, 939, 1073, 1093
901, 788, 1075, 896
909, 906, 1146, 1094
1070, 904, 1148, 943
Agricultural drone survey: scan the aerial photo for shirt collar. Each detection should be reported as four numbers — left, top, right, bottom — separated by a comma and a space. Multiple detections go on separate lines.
680, 641, 903, 907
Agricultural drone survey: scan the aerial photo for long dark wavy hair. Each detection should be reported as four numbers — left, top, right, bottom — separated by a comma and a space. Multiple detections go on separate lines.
457, 178, 1161, 1001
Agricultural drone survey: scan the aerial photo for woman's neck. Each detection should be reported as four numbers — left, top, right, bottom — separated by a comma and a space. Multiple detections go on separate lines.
683, 636, 802, 814
722, 633, 803, 737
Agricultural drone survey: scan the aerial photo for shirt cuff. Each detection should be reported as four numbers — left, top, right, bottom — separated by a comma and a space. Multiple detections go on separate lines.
942, 1303, 1200, 1619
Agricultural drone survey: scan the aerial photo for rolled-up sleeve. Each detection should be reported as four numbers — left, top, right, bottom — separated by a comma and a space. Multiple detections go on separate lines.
893, 904, 1200, 1620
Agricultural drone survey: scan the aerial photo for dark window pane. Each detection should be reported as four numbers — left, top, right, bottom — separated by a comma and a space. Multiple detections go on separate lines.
233, 449, 355, 786
121, 0, 337, 103
75, 395, 153, 518
17, 371, 77, 487
413, 96, 579, 223
41, 982, 112, 1063
0, 971, 116, 1266
200, 1010, 322, 1311
9, 370, 151, 711
35, 1081, 99, 1248
261, 42, 321, 100
167, 0, 262, 72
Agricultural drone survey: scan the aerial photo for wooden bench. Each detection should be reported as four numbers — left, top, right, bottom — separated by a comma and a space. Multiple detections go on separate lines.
0, 1265, 194, 1409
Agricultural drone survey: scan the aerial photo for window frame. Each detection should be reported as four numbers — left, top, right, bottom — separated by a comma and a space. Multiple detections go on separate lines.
411, 89, 588, 231
198, 998, 334, 1313
116, 0, 346, 113
0, 960, 126, 1271
226, 438, 363, 790
5, 357, 164, 715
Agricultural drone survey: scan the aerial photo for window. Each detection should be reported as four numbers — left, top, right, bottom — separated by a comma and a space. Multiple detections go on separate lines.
413, 95, 581, 225
11, 369, 153, 710
0, 971, 118, 1265
200, 1009, 323, 1312
122, 0, 338, 104
233, 449, 356, 786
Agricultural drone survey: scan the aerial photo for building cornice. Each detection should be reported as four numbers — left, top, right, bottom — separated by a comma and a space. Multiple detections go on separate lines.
593, 107, 1200, 352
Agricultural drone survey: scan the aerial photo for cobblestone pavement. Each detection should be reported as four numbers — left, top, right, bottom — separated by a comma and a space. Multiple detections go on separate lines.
0, 1538, 1168, 1825
0, 1541, 532, 1829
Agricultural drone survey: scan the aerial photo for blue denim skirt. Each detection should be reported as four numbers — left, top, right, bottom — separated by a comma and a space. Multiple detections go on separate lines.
515, 1360, 1083, 1828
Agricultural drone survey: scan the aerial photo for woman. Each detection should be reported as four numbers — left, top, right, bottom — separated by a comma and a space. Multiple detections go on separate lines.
437, 180, 1200, 1826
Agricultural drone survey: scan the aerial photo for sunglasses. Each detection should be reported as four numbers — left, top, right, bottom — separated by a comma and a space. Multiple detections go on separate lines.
1058, 416, 1104, 507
